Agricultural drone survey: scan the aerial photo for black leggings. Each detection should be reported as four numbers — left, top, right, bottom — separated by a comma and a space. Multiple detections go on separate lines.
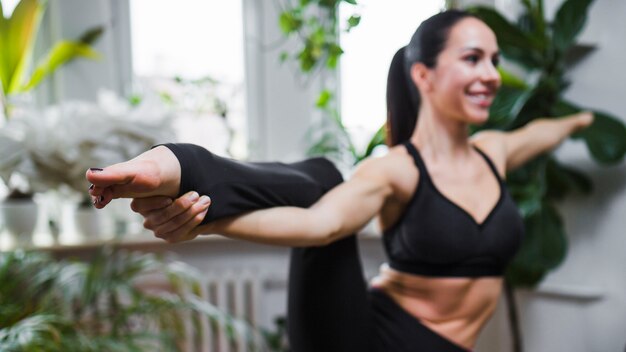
288, 237, 469, 352
163, 144, 469, 352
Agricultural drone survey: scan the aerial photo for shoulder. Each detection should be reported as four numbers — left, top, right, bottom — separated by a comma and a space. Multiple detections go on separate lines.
351, 144, 419, 202
470, 130, 507, 177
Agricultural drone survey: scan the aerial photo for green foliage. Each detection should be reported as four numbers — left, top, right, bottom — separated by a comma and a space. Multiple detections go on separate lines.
0, 0, 102, 119
279, 0, 389, 165
0, 248, 272, 352
278, 0, 359, 74
469, 0, 626, 287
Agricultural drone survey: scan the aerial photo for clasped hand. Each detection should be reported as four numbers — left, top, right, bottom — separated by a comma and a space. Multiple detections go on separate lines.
86, 146, 211, 243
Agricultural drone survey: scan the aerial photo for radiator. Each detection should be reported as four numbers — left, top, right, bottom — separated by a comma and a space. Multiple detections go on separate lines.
189, 269, 267, 352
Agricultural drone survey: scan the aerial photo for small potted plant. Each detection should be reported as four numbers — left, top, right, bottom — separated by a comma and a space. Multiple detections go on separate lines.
0, 90, 174, 245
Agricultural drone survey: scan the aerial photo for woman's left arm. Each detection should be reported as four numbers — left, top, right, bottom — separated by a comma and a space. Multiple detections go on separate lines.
475, 112, 593, 173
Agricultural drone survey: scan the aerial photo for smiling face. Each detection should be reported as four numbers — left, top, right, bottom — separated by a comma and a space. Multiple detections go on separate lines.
416, 17, 501, 125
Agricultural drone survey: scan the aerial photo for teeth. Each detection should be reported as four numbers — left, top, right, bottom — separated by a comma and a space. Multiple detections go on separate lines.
467, 93, 492, 106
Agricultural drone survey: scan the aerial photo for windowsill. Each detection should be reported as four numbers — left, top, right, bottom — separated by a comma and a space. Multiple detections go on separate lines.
519, 282, 606, 302
1, 227, 383, 253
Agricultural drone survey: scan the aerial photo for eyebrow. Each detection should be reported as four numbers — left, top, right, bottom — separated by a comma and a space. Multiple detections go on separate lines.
461, 47, 500, 57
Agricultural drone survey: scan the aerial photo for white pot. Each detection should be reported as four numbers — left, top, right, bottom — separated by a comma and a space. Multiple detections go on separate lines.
73, 206, 115, 242
0, 198, 38, 247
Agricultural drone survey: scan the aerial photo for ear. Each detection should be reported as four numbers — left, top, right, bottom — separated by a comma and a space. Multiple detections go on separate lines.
409, 62, 433, 92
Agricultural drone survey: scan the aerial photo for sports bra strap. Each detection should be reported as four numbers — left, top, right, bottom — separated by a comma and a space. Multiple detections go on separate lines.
473, 146, 503, 182
403, 142, 428, 175
405, 142, 503, 183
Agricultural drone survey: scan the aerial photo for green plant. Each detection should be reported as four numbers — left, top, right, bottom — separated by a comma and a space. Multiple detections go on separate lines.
278, 0, 387, 166
467, 0, 626, 351
0, 248, 272, 351
0, 0, 102, 119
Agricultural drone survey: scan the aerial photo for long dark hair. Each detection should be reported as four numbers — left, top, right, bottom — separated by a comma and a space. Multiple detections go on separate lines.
386, 10, 474, 146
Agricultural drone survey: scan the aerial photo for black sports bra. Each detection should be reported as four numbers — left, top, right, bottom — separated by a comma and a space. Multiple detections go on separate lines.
382, 142, 524, 277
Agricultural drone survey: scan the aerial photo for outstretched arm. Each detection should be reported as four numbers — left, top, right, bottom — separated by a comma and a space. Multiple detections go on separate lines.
130, 157, 393, 246
197, 159, 392, 246
87, 144, 393, 246
472, 112, 593, 172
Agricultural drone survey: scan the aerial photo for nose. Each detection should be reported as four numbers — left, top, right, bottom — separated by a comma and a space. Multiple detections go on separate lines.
481, 61, 501, 87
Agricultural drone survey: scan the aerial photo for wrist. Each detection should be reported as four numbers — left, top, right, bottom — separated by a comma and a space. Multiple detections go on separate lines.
574, 111, 594, 131
147, 146, 181, 198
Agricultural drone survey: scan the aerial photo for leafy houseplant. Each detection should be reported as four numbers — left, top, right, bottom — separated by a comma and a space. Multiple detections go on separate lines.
0, 0, 101, 120
0, 0, 101, 202
278, 0, 389, 169
466, 0, 626, 351
0, 248, 272, 351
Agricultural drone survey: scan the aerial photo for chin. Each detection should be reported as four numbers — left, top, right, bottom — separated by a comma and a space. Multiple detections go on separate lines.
463, 110, 490, 125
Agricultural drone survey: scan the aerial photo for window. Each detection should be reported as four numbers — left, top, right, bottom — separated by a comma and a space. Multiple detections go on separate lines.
1, 0, 20, 16
130, 0, 247, 158
339, 0, 443, 150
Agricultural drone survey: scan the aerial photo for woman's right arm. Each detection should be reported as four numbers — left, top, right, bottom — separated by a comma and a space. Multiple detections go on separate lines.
133, 157, 394, 246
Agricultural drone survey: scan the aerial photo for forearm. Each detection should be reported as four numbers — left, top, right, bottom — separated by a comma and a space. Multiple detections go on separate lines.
197, 206, 337, 247
160, 143, 343, 224
194, 159, 392, 247
527, 115, 586, 151
506, 112, 592, 171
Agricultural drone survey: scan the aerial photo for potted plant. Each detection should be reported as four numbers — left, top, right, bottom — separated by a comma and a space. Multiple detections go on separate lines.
0, 247, 271, 351
0, 0, 102, 244
0, 90, 174, 244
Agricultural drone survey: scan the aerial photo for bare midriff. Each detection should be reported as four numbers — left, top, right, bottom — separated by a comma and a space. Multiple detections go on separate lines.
370, 263, 503, 350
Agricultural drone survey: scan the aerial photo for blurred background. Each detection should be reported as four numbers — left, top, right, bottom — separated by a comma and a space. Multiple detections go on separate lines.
0, 0, 624, 351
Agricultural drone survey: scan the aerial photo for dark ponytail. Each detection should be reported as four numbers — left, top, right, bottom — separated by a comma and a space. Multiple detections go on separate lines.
386, 10, 474, 146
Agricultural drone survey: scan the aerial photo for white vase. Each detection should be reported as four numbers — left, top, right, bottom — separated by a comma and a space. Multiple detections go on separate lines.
73, 206, 115, 242
0, 198, 38, 248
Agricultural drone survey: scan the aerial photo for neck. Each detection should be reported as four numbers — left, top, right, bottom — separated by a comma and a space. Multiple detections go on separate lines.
410, 103, 471, 160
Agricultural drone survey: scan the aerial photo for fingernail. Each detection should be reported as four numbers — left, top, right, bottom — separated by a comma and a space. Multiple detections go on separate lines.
89, 184, 94, 190
187, 192, 199, 201
199, 196, 211, 205
90, 168, 103, 172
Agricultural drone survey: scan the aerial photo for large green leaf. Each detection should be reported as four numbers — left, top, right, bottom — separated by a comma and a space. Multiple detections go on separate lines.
552, 0, 593, 55
552, 98, 626, 164
357, 123, 386, 163
545, 158, 592, 200
487, 85, 533, 130
468, 6, 543, 68
507, 156, 548, 217
3, 0, 46, 94
498, 67, 528, 90
506, 201, 567, 287
21, 40, 100, 92
576, 111, 626, 164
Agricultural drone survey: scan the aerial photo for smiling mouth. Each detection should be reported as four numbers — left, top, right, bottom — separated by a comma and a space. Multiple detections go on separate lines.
466, 92, 495, 108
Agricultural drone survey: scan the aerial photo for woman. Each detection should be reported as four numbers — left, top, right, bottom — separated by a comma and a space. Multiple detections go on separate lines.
87, 10, 593, 351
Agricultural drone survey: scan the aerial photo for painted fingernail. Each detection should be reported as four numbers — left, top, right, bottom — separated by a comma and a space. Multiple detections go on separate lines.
199, 196, 211, 205
89, 184, 94, 190
90, 168, 103, 172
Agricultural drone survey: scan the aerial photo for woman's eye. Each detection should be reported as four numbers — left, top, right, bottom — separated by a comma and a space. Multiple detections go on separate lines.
492, 57, 500, 67
465, 55, 479, 64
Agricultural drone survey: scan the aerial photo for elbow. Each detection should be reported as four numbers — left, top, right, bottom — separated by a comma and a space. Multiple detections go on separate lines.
317, 230, 341, 247
309, 216, 343, 247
